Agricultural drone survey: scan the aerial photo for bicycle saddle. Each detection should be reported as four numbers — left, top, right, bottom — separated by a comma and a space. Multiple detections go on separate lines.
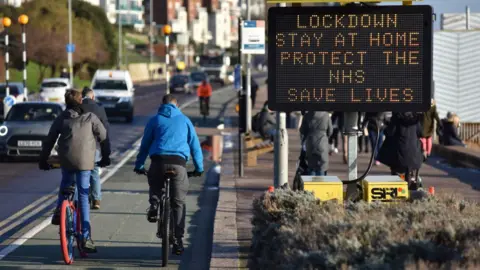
165, 169, 177, 178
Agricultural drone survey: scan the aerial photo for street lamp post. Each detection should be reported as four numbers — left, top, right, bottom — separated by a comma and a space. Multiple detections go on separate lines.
163, 25, 172, 94
67, 0, 74, 87
2, 17, 12, 119
18, 14, 29, 100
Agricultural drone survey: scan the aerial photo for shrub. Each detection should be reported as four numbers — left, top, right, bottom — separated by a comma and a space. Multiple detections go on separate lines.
249, 189, 480, 270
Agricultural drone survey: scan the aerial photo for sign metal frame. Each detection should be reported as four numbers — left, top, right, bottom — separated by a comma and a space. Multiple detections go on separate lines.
268, 5, 433, 112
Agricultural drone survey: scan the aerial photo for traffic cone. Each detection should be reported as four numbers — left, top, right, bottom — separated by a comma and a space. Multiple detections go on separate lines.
268, 186, 274, 193
428, 186, 435, 195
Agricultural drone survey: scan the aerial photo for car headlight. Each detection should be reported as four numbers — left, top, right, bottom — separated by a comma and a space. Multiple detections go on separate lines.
118, 97, 132, 103
0, 126, 8, 137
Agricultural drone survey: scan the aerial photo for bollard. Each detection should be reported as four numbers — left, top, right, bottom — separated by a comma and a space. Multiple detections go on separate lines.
428, 186, 435, 195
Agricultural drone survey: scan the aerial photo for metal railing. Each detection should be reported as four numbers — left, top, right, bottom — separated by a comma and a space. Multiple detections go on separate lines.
459, 122, 480, 145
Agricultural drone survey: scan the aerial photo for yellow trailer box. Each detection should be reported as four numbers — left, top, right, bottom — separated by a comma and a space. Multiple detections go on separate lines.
362, 176, 409, 203
301, 176, 343, 204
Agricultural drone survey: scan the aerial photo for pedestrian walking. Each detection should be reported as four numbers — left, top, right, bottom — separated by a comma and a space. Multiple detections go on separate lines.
300, 111, 333, 176
377, 112, 424, 189
81, 87, 111, 210
362, 112, 388, 165
419, 99, 442, 158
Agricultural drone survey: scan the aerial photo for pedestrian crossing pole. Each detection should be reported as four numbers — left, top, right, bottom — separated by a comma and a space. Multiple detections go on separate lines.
163, 25, 172, 95
2, 17, 12, 119
19, 14, 29, 101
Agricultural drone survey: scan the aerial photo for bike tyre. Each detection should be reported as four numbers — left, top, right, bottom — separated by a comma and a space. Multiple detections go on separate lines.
60, 200, 75, 265
161, 199, 170, 267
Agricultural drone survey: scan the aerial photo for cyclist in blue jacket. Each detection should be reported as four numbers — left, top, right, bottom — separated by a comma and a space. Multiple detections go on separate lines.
133, 94, 203, 255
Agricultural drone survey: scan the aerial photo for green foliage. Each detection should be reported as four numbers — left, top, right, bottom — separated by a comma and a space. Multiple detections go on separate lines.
250, 190, 480, 269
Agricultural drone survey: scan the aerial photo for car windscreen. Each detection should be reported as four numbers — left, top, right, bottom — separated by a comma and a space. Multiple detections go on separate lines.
92, 80, 128, 90
6, 104, 63, 121
172, 76, 188, 85
41, 81, 68, 88
190, 73, 206, 82
0, 85, 22, 96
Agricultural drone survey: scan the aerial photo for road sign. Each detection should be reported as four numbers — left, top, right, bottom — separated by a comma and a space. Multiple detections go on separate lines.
241, 20, 265, 55
234, 64, 242, 90
4, 95, 15, 107
267, 5, 433, 112
66, 43, 75, 53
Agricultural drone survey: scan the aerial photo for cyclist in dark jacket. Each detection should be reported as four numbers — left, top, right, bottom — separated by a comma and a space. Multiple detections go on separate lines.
39, 89, 110, 253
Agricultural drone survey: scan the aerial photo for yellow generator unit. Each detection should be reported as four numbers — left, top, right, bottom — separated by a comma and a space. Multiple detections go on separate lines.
362, 176, 409, 203
301, 176, 343, 204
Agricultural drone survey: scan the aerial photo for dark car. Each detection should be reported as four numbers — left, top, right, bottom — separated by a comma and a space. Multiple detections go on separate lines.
170, 74, 189, 93
187, 72, 209, 94
0, 102, 64, 159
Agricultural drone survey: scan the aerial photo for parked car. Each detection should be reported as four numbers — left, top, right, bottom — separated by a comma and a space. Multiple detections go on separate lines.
170, 74, 189, 93
91, 70, 135, 123
39, 78, 72, 104
0, 102, 64, 159
187, 71, 209, 94
0, 82, 27, 118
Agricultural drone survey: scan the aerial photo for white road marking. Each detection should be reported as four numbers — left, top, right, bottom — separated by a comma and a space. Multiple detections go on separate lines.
0, 84, 234, 260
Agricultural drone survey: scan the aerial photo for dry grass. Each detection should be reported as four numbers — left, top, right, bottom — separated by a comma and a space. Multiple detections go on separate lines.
249, 189, 480, 270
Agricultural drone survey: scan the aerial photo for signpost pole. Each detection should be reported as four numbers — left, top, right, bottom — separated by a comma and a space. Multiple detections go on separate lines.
274, 2, 288, 189
246, 0, 252, 133
344, 112, 359, 200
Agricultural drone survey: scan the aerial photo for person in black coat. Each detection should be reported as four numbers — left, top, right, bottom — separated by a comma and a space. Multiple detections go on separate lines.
441, 113, 466, 147
81, 87, 111, 210
377, 112, 424, 181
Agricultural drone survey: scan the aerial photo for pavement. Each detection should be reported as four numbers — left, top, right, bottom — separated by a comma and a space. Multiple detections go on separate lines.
210, 86, 480, 269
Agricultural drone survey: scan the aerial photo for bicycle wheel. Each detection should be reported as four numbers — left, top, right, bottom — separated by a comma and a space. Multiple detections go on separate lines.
60, 200, 75, 265
161, 198, 171, 267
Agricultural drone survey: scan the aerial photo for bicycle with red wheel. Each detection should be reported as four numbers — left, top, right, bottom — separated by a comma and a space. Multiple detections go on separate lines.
58, 183, 89, 264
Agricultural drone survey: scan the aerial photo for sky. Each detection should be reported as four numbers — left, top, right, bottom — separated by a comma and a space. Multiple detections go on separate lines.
378, 0, 480, 29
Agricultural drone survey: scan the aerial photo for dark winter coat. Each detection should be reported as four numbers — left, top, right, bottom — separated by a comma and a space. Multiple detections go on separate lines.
258, 109, 276, 139
81, 98, 111, 160
300, 111, 333, 172
362, 112, 388, 131
420, 105, 441, 138
441, 121, 464, 146
40, 108, 109, 171
377, 112, 423, 172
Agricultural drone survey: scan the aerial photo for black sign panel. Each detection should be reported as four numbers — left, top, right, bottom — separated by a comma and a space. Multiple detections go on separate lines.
268, 5, 433, 112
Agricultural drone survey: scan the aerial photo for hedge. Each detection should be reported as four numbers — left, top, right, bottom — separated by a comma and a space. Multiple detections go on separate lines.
249, 189, 480, 270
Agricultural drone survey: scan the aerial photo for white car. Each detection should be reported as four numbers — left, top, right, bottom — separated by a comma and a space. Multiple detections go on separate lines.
0, 82, 27, 118
39, 78, 72, 104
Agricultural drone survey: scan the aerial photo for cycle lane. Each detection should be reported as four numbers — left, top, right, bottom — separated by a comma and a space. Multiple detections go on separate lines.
0, 81, 246, 269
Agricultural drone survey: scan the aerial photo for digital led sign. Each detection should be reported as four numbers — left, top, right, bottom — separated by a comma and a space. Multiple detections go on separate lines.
267, 5, 433, 112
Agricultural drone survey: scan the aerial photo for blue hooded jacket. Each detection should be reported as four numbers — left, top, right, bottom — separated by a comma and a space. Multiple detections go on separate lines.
135, 103, 204, 172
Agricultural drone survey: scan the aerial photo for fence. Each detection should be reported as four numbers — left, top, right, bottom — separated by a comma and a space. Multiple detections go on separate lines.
460, 122, 480, 145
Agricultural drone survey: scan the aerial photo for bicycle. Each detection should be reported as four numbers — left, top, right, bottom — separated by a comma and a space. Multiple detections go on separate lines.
138, 168, 199, 267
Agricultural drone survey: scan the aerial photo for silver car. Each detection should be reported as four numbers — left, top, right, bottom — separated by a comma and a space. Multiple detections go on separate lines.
0, 102, 64, 159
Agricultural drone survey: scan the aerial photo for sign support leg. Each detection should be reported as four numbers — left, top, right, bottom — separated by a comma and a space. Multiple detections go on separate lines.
344, 112, 359, 200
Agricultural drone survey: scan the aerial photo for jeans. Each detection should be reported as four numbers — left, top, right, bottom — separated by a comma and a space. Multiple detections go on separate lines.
147, 160, 189, 239
57, 169, 92, 239
90, 166, 101, 201
309, 170, 326, 176
368, 128, 384, 160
